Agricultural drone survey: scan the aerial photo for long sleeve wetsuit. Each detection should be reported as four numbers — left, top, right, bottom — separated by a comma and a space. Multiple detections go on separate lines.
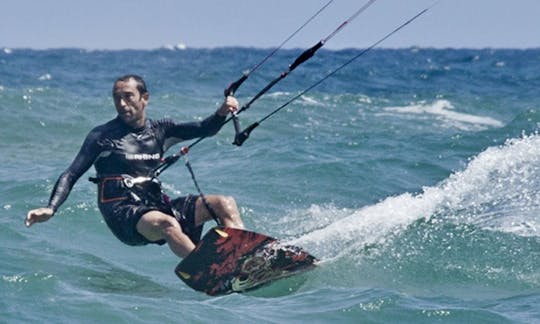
47, 113, 226, 212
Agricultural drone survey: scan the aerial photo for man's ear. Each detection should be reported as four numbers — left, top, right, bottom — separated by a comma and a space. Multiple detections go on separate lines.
142, 92, 149, 103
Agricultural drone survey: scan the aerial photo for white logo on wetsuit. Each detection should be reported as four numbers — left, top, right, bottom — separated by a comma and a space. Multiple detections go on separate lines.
125, 153, 160, 161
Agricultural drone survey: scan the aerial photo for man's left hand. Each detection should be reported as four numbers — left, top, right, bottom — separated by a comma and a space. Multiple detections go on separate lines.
217, 96, 239, 116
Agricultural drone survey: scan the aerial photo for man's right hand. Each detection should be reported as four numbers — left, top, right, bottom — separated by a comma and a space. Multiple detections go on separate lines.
25, 207, 54, 227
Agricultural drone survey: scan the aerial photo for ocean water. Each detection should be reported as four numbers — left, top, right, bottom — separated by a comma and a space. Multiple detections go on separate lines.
1, 47, 539, 323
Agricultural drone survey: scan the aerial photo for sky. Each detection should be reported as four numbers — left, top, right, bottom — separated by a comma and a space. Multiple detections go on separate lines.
1, 0, 539, 50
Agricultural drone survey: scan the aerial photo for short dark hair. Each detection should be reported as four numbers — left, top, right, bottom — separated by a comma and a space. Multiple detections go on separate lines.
113, 74, 148, 95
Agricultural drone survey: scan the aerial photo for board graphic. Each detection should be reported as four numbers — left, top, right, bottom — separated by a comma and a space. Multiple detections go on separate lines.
175, 227, 316, 296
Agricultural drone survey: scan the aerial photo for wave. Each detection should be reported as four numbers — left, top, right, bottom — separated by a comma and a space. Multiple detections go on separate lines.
263, 91, 326, 107
381, 99, 504, 131
292, 133, 540, 259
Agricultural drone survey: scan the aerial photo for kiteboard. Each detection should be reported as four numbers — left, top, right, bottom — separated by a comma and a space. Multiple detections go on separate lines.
175, 227, 317, 296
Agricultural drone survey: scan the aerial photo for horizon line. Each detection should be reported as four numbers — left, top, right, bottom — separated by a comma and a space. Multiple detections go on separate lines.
3, 45, 540, 52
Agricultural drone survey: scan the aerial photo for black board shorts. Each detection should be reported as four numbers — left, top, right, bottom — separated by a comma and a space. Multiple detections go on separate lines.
98, 194, 203, 246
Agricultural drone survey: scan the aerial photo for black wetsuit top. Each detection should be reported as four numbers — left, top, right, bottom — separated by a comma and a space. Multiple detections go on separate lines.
47, 113, 226, 212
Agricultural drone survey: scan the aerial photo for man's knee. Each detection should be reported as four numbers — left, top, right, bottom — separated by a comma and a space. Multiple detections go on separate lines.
137, 211, 180, 241
200, 195, 237, 216
209, 195, 243, 228
194, 195, 242, 226
214, 195, 237, 212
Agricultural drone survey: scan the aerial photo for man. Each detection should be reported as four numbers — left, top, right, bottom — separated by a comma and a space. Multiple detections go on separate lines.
25, 74, 244, 258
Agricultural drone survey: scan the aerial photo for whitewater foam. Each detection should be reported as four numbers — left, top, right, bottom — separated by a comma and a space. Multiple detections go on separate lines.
293, 133, 540, 258
382, 100, 504, 131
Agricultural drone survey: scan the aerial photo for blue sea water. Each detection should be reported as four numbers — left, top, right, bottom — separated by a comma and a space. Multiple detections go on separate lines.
1, 47, 539, 323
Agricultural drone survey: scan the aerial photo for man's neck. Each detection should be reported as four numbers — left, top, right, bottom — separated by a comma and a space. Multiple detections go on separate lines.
117, 116, 146, 130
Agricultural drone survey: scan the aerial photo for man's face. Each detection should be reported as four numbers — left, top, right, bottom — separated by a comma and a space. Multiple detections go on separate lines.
113, 79, 148, 128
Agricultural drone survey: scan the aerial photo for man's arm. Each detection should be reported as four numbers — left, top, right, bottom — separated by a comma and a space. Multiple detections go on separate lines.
25, 130, 101, 227
162, 96, 238, 150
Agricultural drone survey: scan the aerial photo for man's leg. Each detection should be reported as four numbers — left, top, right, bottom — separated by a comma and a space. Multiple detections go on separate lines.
136, 210, 195, 258
194, 195, 244, 229
135, 195, 244, 259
